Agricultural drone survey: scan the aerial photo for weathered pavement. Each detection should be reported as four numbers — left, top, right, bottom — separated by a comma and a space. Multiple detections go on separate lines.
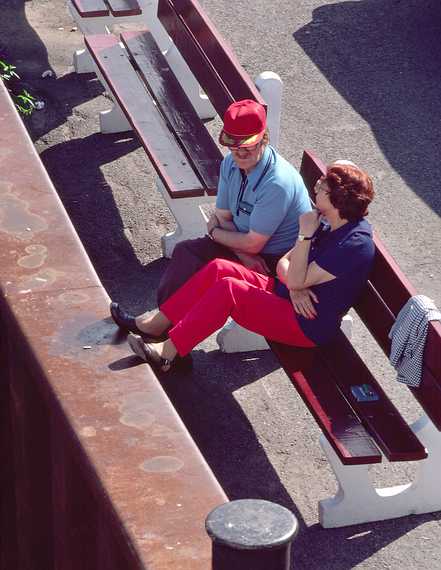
2, 0, 441, 567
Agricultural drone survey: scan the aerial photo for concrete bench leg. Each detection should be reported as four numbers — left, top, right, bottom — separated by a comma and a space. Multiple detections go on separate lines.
156, 180, 216, 258
318, 415, 441, 527
216, 321, 269, 353
73, 48, 96, 74
216, 314, 353, 354
255, 72, 283, 149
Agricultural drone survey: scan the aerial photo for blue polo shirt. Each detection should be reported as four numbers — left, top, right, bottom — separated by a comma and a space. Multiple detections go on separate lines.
216, 145, 311, 255
274, 219, 375, 344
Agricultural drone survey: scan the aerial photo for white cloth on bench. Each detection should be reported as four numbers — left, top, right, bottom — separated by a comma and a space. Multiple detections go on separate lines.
389, 294, 441, 387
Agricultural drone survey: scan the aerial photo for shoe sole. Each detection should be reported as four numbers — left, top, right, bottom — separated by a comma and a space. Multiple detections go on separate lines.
128, 334, 149, 362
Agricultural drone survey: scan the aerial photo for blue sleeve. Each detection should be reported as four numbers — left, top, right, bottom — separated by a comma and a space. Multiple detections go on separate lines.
315, 233, 375, 277
249, 180, 292, 236
215, 156, 230, 210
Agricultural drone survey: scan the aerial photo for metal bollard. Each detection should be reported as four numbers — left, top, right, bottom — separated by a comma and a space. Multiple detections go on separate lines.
205, 499, 298, 570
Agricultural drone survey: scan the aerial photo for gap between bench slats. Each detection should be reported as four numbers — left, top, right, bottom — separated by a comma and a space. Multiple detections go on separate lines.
85, 33, 206, 198
269, 342, 382, 465
158, 0, 264, 118
121, 30, 222, 195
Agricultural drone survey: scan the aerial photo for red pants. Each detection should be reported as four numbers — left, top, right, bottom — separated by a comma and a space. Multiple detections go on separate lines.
160, 259, 315, 356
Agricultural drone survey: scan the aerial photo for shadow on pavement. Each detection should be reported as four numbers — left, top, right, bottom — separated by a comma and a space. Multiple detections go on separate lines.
294, 0, 441, 216
39, 132, 158, 300
0, 1, 105, 139
294, 511, 441, 569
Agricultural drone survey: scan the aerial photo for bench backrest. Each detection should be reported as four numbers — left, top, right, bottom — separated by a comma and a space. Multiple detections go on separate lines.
157, 0, 266, 118
300, 150, 441, 428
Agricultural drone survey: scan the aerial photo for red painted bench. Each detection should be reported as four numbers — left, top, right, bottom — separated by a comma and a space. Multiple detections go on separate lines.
269, 150, 441, 527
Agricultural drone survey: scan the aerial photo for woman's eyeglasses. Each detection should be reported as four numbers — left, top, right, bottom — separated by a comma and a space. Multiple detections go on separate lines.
314, 177, 330, 195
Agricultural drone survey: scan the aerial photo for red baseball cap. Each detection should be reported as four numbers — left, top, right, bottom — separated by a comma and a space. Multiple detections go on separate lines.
219, 99, 267, 148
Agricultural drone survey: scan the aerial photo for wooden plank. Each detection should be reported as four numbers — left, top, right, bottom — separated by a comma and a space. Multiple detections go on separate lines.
71, 0, 109, 17
106, 0, 141, 17
121, 30, 222, 194
158, 0, 265, 118
269, 342, 382, 465
320, 333, 427, 462
85, 33, 206, 198
299, 149, 327, 200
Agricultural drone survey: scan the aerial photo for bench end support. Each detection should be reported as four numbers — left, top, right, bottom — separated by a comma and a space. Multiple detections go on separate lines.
319, 418, 441, 527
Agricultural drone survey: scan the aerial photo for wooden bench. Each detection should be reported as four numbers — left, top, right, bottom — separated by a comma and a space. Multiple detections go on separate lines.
0, 74, 227, 569
268, 150, 441, 528
80, 0, 282, 257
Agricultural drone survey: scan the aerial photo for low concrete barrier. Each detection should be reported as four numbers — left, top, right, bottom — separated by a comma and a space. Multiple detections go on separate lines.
0, 79, 227, 569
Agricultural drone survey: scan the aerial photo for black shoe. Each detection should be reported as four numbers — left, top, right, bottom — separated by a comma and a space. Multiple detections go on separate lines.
110, 302, 167, 342
128, 333, 177, 373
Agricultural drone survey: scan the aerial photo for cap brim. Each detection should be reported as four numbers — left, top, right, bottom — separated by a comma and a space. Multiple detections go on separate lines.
219, 130, 264, 148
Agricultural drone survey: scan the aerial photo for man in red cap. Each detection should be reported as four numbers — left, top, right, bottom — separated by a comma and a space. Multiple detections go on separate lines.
110, 99, 311, 336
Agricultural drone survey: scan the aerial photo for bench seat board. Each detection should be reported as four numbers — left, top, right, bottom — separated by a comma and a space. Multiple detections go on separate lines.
269, 342, 382, 465
158, 0, 265, 119
85, 33, 207, 198
71, 0, 109, 17
320, 333, 427, 462
121, 30, 222, 195
106, 0, 142, 17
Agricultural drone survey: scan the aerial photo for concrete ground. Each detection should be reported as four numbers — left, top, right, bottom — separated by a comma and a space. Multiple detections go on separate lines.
2, 0, 441, 567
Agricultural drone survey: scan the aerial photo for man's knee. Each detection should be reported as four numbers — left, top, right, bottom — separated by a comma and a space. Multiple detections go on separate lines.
171, 238, 193, 258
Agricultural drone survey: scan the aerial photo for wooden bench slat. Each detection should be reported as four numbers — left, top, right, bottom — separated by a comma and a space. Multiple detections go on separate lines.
299, 150, 327, 199
158, 0, 265, 118
106, 0, 141, 17
321, 333, 427, 462
71, 0, 109, 17
269, 342, 382, 465
85, 33, 206, 198
121, 30, 222, 195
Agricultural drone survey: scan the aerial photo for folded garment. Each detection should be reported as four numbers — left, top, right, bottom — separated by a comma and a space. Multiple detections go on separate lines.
389, 295, 441, 387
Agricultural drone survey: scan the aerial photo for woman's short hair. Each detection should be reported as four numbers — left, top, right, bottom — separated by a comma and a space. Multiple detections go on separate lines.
325, 162, 375, 222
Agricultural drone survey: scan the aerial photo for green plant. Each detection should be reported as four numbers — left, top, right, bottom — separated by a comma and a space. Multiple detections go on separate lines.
0, 59, 36, 116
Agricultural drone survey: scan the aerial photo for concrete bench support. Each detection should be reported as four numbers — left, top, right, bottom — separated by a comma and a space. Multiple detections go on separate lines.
319, 414, 440, 528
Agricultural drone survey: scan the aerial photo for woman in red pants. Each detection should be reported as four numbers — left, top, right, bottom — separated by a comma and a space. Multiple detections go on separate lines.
115, 161, 375, 372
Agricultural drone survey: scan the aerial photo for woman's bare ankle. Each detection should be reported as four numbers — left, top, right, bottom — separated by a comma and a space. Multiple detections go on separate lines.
135, 311, 170, 335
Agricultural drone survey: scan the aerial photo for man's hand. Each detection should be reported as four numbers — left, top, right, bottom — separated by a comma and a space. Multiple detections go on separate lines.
235, 252, 270, 275
207, 213, 220, 235
289, 288, 318, 319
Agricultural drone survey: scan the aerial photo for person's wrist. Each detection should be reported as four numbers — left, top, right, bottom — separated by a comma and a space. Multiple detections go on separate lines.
208, 224, 219, 239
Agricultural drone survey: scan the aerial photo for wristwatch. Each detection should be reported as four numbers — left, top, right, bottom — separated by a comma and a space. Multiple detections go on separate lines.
297, 234, 313, 242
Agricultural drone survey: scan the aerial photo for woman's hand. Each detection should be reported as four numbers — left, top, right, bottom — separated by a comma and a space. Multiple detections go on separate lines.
289, 288, 318, 319
299, 210, 321, 237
